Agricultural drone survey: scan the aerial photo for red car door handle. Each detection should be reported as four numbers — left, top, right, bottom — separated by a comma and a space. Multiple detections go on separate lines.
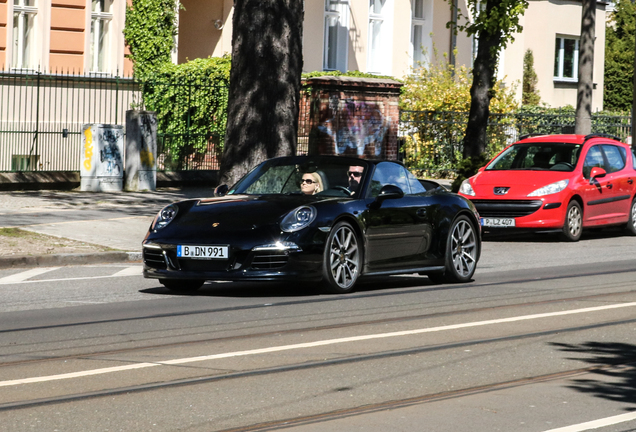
607, 183, 613, 189
629, 179, 634, 184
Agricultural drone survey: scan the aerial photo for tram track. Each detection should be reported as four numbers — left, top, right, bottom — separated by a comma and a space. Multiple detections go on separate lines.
3, 287, 636, 369
3, 315, 636, 413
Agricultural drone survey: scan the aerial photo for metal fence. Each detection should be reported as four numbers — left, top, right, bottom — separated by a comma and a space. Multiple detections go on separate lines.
0, 71, 141, 172
1, 71, 633, 176
0, 71, 229, 173
399, 110, 633, 178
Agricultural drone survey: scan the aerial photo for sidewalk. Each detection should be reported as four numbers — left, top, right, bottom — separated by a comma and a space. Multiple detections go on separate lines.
0, 186, 215, 269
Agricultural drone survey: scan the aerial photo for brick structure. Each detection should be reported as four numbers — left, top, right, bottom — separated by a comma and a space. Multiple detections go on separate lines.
300, 76, 403, 161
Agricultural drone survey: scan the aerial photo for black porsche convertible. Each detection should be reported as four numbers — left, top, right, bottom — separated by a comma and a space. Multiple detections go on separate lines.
142, 155, 481, 293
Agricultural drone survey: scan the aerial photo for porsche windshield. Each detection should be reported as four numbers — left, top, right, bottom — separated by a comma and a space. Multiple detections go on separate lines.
486, 143, 582, 171
229, 158, 370, 197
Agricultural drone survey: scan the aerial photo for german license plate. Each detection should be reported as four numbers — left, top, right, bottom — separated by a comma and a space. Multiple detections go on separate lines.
481, 218, 516, 227
177, 245, 229, 259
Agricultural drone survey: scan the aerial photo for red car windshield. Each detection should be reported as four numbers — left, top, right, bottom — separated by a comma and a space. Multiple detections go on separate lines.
486, 143, 582, 171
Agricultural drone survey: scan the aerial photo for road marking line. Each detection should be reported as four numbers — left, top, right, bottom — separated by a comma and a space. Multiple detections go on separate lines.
542, 411, 636, 431
112, 266, 141, 277
0, 267, 60, 284
0, 272, 142, 286
2, 301, 636, 388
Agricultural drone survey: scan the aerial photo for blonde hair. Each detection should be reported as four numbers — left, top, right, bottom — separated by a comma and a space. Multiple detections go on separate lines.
303, 172, 323, 194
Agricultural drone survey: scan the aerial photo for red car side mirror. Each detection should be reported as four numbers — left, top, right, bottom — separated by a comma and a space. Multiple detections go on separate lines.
589, 167, 607, 184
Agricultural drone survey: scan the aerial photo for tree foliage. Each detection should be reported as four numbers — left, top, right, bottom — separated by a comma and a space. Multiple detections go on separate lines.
142, 56, 231, 170
400, 52, 518, 178
604, 0, 635, 112
124, 0, 179, 79
522, 49, 541, 106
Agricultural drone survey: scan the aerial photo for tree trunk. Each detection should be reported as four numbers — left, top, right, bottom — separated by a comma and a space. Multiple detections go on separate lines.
462, 2, 502, 160
575, 0, 596, 135
450, 0, 503, 192
219, 0, 304, 187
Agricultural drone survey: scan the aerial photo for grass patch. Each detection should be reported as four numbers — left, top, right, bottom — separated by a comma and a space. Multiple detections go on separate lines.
0, 227, 34, 238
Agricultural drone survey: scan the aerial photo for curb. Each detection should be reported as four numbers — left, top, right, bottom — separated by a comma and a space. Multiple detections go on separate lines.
0, 251, 142, 269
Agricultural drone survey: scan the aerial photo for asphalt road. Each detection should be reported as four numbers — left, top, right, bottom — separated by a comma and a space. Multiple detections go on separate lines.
1, 233, 636, 432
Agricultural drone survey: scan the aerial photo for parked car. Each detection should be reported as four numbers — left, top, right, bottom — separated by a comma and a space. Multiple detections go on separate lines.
458, 133, 636, 241
143, 155, 481, 294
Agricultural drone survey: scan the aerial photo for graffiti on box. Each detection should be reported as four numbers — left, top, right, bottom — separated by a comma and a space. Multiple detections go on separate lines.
139, 114, 157, 169
316, 98, 388, 157
98, 128, 124, 176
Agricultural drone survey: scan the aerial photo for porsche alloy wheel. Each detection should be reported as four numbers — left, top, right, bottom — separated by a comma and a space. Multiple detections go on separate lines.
429, 216, 478, 284
561, 200, 582, 242
323, 221, 361, 294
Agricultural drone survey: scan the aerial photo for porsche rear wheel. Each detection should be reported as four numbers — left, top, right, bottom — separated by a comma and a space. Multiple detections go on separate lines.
160, 279, 204, 293
322, 221, 361, 294
561, 200, 582, 242
429, 216, 478, 284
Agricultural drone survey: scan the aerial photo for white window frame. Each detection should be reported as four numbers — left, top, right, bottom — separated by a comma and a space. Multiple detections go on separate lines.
554, 35, 579, 82
367, 0, 385, 74
12, 0, 38, 70
410, 0, 432, 69
323, 0, 349, 72
90, 0, 113, 73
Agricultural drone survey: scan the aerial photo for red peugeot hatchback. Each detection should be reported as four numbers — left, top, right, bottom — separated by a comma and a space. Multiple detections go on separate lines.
458, 134, 636, 241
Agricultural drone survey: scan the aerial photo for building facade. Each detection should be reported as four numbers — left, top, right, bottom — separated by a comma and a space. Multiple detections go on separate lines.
0, 0, 608, 108
0, 0, 131, 75
177, 0, 606, 110
500, 0, 607, 111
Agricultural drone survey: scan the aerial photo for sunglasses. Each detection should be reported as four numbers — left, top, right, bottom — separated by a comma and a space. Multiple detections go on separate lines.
300, 178, 315, 185
347, 171, 362, 178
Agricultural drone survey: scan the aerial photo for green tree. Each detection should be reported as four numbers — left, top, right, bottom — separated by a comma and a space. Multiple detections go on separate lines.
522, 49, 541, 106
124, 0, 179, 79
604, 0, 635, 112
219, 0, 304, 187
448, 0, 529, 191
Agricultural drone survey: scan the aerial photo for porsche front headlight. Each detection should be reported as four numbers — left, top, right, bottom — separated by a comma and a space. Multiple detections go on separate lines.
280, 206, 317, 232
527, 180, 569, 197
153, 204, 179, 230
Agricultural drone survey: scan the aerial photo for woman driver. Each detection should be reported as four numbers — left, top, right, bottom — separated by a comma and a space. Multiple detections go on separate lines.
300, 172, 323, 195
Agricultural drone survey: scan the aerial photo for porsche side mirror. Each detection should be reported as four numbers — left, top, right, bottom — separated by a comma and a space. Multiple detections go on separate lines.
369, 184, 404, 209
378, 184, 405, 200
214, 184, 229, 197
589, 167, 606, 184
478, 166, 486, 172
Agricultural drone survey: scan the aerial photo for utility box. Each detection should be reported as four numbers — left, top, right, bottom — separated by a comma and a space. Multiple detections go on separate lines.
80, 124, 124, 192
125, 110, 157, 191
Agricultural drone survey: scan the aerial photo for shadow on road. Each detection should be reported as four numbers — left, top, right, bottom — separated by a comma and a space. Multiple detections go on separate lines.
484, 226, 629, 243
552, 341, 636, 407
140, 274, 473, 298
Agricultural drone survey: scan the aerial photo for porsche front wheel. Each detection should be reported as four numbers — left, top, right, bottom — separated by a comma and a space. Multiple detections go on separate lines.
322, 221, 361, 294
